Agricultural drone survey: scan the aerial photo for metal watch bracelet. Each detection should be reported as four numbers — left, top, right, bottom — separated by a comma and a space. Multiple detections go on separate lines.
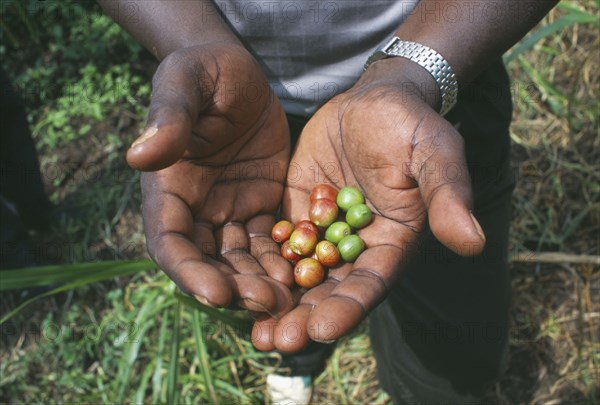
364, 37, 458, 116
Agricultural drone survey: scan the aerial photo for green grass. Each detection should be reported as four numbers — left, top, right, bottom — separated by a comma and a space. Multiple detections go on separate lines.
1, 270, 278, 404
1, 1, 598, 404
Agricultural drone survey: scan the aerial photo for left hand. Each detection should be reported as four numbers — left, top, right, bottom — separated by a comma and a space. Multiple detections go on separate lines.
251, 59, 487, 352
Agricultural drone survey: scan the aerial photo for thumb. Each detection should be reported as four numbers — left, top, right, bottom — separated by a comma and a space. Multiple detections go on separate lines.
413, 126, 486, 256
126, 53, 210, 171
127, 106, 192, 171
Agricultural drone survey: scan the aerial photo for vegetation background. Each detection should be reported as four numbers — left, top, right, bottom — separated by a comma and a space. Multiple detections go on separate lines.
0, 1, 598, 404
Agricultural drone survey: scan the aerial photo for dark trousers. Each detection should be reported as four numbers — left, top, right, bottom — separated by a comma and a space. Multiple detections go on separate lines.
282, 58, 515, 403
0, 68, 52, 269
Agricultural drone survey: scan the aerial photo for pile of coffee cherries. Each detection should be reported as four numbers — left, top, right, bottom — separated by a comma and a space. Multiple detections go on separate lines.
271, 184, 372, 289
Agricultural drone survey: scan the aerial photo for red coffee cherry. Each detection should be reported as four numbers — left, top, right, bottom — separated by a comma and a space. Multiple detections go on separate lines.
294, 258, 325, 289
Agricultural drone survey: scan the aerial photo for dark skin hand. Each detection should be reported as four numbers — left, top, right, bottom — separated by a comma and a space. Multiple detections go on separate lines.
251, 59, 486, 352
133, 43, 295, 317
98, 1, 298, 322
99, 0, 558, 352
251, 0, 559, 352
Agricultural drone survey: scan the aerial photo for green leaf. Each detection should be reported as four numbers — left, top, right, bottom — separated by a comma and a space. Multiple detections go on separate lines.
135, 358, 156, 405
192, 311, 219, 404
174, 292, 253, 333
0, 261, 156, 325
115, 290, 167, 402
152, 309, 170, 404
557, 2, 599, 23
517, 56, 567, 114
213, 379, 252, 401
505, 3, 598, 65
505, 15, 580, 64
166, 300, 182, 405
0, 259, 155, 291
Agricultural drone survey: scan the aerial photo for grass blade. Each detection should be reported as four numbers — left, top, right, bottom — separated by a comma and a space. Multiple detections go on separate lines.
192, 310, 219, 404
213, 379, 252, 402
0, 259, 155, 291
174, 292, 253, 332
556, 1, 599, 24
166, 300, 182, 405
135, 358, 156, 404
518, 56, 567, 114
504, 7, 597, 64
115, 290, 165, 402
152, 308, 170, 404
0, 262, 154, 325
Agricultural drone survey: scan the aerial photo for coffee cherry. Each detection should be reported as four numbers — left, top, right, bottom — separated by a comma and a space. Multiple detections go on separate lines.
345, 204, 372, 229
337, 234, 365, 262
281, 240, 301, 264
336, 186, 364, 211
310, 184, 338, 203
324, 221, 351, 245
295, 220, 320, 235
315, 240, 340, 267
309, 199, 338, 228
289, 228, 318, 256
294, 258, 325, 288
271, 220, 294, 243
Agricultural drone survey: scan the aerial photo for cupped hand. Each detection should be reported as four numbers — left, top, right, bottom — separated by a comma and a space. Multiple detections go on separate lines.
251, 59, 487, 352
131, 43, 295, 318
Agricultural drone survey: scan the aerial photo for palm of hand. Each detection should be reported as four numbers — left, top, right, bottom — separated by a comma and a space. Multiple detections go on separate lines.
252, 84, 483, 352
135, 45, 295, 317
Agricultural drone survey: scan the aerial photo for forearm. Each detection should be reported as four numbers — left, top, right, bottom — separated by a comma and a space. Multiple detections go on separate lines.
364, 0, 558, 111
97, 0, 240, 59
396, 0, 558, 84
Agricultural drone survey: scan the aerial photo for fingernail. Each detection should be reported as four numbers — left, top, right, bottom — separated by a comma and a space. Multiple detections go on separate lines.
131, 126, 158, 148
313, 338, 336, 344
237, 298, 268, 313
193, 294, 213, 307
470, 211, 486, 243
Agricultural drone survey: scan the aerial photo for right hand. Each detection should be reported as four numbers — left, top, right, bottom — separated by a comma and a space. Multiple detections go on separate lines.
130, 43, 294, 318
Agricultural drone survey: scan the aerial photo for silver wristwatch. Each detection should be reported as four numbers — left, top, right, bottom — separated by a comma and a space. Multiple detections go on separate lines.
364, 37, 458, 116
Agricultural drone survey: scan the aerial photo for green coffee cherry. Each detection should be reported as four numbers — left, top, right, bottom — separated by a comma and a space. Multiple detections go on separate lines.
337, 234, 365, 262
325, 221, 352, 245
345, 204, 372, 229
336, 187, 364, 211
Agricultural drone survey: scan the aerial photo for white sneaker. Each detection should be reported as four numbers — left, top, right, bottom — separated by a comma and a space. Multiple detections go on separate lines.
266, 374, 313, 405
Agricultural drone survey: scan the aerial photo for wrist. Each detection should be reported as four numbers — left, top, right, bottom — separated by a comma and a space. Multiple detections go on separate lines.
98, 0, 243, 60
359, 56, 442, 112
363, 38, 458, 115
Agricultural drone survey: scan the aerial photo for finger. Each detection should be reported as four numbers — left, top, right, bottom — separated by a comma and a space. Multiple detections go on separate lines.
252, 281, 313, 352
228, 274, 277, 312
247, 214, 294, 287
142, 176, 234, 307
228, 274, 294, 317
151, 234, 234, 308
151, 229, 283, 312
269, 263, 351, 352
216, 222, 266, 275
307, 244, 404, 342
216, 222, 265, 276
282, 184, 311, 223
127, 52, 210, 171
411, 123, 486, 256
217, 222, 295, 314
192, 222, 217, 257
251, 317, 279, 352
273, 304, 313, 353
143, 175, 283, 311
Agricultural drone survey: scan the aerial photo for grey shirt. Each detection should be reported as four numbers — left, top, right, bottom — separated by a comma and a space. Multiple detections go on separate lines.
213, 1, 417, 116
